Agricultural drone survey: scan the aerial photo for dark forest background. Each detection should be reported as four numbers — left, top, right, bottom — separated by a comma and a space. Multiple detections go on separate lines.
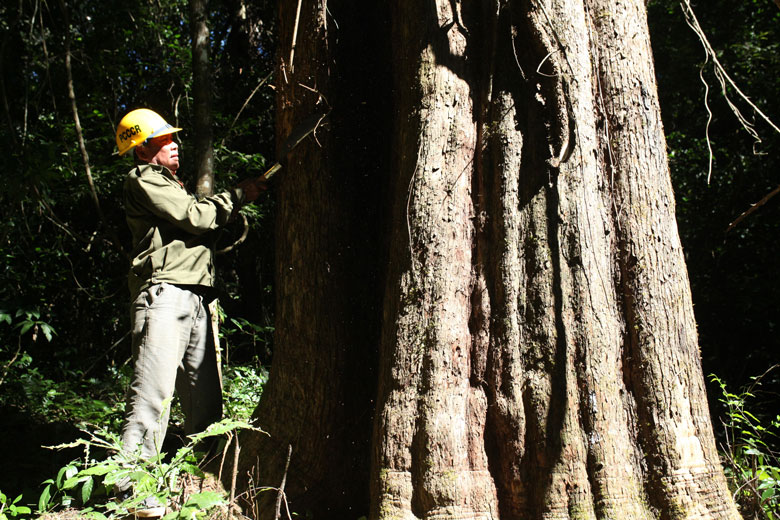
0, 0, 778, 512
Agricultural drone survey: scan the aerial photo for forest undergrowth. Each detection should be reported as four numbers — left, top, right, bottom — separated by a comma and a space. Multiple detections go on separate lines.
1, 321, 778, 520
0, 307, 271, 520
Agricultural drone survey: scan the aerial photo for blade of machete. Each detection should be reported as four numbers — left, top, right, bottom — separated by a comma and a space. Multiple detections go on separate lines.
260, 112, 327, 181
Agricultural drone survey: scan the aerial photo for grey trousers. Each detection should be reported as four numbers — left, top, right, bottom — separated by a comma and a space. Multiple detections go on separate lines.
121, 282, 222, 459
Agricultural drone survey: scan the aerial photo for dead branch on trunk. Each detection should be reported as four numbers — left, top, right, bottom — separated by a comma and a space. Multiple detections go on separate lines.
727, 183, 780, 232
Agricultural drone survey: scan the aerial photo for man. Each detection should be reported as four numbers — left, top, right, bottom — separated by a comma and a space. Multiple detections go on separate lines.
114, 108, 264, 516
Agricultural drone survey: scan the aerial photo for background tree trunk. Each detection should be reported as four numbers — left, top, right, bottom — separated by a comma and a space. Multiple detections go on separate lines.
233, 0, 387, 515
237, 0, 742, 518
190, 0, 214, 197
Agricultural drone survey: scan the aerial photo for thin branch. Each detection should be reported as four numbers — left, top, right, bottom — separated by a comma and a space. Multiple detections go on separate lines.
60, 2, 100, 217
251, 461, 260, 520
680, 0, 780, 230
535, 50, 558, 78
22, 0, 35, 145
217, 432, 232, 483
0, 1, 22, 147
680, 0, 780, 172
33, 187, 89, 245
229, 434, 240, 517
221, 71, 273, 148
296, 82, 331, 109
686, 23, 716, 183
32, 184, 119, 257
509, 24, 527, 81
79, 331, 130, 379
289, 0, 303, 75
64, 251, 123, 301
39, 3, 75, 173
0, 338, 23, 388
727, 183, 780, 232
58, 0, 127, 258
273, 445, 292, 520
0, 63, 15, 146
283, 494, 293, 520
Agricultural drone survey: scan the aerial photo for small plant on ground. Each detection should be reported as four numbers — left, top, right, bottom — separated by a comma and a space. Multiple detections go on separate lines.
37, 419, 265, 520
0, 491, 32, 520
223, 364, 268, 421
712, 368, 780, 520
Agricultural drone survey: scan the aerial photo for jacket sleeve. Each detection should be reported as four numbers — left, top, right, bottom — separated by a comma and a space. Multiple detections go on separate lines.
126, 169, 245, 235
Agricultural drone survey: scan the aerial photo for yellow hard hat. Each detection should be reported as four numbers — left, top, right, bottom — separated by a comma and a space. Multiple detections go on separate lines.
115, 108, 182, 156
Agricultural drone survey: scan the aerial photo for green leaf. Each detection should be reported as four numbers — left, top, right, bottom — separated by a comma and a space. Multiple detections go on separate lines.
102, 468, 133, 487
183, 491, 226, 510
40, 323, 55, 341
178, 463, 205, 478
194, 419, 262, 440
173, 506, 198, 520
81, 476, 94, 503
18, 322, 33, 336
148, 452, 167, 464
56, 464, 77, 488
63, 475, 87, 490
80, 464, 119, 476
38, 484, 51, 512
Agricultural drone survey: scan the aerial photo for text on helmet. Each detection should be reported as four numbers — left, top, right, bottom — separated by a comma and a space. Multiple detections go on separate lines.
118, 125, 143, 142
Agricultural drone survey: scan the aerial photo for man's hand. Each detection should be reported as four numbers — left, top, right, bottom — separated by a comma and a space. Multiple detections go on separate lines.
238, 177, 268, 202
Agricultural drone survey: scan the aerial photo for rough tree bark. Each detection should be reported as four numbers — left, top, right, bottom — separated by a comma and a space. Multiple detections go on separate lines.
235, 0, 741, 518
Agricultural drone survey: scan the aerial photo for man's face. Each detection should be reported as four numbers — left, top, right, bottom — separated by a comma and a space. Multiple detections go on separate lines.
138, 134, 180, 173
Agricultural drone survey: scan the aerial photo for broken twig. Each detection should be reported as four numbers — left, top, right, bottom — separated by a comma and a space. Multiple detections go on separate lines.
273, 445, 292, 520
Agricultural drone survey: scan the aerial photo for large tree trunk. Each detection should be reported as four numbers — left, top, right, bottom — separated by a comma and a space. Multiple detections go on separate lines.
236, 0, 741, 518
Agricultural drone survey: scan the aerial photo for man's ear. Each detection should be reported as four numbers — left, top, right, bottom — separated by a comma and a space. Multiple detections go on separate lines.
135, 143, 152, 162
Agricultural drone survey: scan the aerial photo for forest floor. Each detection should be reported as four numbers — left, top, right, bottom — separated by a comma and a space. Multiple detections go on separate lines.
5, 411, 255, 520
0, 359, 267, 519
35, 473, 247, 520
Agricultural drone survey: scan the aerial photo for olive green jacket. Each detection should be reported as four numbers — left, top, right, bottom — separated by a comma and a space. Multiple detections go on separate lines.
124, 164, 244, 299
